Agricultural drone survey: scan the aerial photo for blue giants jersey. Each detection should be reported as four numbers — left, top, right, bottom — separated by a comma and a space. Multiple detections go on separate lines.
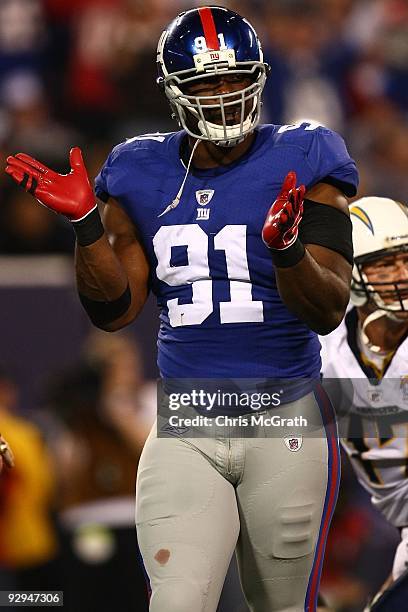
95, 122, 358, 380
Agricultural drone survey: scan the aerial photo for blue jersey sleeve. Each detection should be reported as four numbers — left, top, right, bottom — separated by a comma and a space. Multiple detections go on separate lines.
94, 143, 127, 203
94, 153, 112, 202
94, 133, 175, 204
307, 127, 359, 197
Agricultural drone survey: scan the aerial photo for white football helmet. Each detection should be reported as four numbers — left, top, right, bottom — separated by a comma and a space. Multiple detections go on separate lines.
350, 196, 408, 312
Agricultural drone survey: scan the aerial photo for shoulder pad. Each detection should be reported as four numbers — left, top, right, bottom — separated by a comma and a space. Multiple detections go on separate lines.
110, 131, 176, 164
273, 120, 331, 150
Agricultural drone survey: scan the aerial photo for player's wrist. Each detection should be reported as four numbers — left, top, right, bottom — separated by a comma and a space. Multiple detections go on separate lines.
270, 237, 305, 268
71, 206, 105, 246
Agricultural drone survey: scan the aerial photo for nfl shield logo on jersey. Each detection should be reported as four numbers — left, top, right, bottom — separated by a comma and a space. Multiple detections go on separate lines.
196, 189, 215, 206
284, 436, 302, 452
367, 389, 383, 403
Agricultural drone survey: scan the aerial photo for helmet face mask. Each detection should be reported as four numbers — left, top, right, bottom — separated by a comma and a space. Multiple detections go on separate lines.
157, 7, 269, 147
352, 246, 408, 313
350, 197, 408, 313
165, 66, 266, 147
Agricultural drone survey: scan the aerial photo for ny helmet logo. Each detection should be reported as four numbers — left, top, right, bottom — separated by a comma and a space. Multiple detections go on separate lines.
196, 190, 215, 206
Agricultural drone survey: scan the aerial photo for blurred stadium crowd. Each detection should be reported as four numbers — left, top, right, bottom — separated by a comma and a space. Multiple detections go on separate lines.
1, 0, 408, 253
0, 0, 407, 610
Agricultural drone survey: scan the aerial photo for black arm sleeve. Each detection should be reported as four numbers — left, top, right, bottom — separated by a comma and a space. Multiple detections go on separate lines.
299, 199, 353, 265
78, 284, 131, 327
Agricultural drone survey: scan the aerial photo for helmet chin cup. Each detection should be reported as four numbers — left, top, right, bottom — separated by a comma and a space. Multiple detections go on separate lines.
197, 115, 253, 147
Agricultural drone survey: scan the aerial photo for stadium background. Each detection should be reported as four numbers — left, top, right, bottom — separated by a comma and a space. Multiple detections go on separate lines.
0, 0, 407, 610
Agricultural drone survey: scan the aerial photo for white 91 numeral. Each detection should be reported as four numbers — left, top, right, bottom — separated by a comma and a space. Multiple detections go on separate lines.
194, 33, 227, 53
277, 120, 322, 133
153, 224, 264, 327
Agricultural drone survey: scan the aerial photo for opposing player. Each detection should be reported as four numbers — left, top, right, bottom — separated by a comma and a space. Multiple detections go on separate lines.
5, 7, 358, 611
320, 196, 408, 610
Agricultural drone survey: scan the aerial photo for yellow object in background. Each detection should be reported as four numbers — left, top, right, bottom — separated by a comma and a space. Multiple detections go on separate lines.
0, 412, 57, 568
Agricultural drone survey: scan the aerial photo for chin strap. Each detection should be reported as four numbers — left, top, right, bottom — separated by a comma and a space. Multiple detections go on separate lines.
158, 139, 201, 218
360, 309, 401, 353
361, 310, 387, 353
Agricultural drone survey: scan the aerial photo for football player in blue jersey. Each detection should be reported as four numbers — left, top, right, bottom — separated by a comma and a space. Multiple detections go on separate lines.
5, 6, 359, 611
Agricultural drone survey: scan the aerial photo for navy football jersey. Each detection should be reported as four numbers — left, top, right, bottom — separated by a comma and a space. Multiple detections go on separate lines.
95, 122, 358, 381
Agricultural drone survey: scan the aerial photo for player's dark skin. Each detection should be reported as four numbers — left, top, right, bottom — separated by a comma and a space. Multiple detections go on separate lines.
75, 75, 351, 335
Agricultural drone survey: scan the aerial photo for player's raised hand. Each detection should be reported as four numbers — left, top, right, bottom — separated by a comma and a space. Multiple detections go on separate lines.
262, 171, 305, 250
5, 147, 96, 221
0, 434, 14, 474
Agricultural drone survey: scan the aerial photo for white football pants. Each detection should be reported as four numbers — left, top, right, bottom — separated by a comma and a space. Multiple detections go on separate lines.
136, 389, 339, 612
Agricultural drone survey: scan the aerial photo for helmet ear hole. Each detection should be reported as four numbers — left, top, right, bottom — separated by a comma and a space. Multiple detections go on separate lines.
350, 286, 369, 307
350, 266, 369, 307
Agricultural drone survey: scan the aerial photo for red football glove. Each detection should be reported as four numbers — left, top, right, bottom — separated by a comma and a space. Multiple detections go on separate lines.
262, 171, 306, 249
5, 147, 96, 221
